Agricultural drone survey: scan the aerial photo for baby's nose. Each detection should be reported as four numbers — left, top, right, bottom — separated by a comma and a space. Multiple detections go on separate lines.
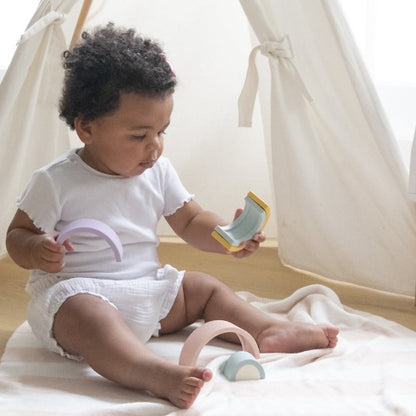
148, 133, 162, 149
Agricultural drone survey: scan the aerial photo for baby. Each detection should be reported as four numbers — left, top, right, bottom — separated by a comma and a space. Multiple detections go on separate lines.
6, 23, 338, 409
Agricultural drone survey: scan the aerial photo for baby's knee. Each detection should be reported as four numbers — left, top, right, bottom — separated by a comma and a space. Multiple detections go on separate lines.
54, 293, 117, 337
53, 293, 120, 355
183, 271, 225, 295
179, 272, 223, 315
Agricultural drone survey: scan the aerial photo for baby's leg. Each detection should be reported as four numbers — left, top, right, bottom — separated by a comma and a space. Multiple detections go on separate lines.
161, 272, 338, 353
53, 293, 212, 409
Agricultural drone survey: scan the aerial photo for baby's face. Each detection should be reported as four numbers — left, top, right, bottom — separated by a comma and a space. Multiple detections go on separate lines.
77, 92, 173, 177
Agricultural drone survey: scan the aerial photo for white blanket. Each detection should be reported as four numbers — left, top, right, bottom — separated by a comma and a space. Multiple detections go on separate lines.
1, 284, 415, 415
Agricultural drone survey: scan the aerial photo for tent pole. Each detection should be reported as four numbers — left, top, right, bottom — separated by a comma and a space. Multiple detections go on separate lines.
69, 0, 93, 50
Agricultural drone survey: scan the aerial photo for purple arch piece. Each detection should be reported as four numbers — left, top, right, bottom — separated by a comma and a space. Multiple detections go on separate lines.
56, 219, 123, 262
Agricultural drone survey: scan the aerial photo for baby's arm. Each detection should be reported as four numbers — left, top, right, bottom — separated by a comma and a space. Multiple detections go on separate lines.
6, 209, 71, 273
165, 200, 265, 258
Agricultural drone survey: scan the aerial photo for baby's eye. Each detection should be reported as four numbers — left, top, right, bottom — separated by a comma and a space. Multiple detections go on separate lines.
158, 130, 167, 137
132, 135, 146, 141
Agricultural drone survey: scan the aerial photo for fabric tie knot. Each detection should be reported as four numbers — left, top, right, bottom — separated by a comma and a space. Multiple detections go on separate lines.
238, 35, 312, 127
19, 11, 66, 44
259, 38, 294, 60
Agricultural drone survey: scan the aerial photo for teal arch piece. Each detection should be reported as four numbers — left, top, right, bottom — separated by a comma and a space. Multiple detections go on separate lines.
221, 351, 265, 381
211, 191, 270, 252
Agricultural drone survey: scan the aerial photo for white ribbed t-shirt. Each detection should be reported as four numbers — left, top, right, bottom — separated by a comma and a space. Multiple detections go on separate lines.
18, 149, 193, 283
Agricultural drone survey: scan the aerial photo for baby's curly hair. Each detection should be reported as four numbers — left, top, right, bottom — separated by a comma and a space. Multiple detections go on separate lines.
59, 23, 176, 129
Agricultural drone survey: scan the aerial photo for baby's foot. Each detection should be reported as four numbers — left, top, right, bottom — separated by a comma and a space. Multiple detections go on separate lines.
320, 324, 339, 348
257, 321, 339, 353
150, 365, 212, 409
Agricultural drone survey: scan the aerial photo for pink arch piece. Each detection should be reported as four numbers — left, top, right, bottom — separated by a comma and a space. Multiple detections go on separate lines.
56, 218, 123, 262
178, 320, 260, 366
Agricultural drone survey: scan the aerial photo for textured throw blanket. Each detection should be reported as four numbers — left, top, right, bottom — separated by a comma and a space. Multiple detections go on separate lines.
1, 284, 415, 415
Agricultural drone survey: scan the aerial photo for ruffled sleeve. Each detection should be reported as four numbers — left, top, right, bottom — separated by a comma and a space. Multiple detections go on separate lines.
17, 169, 61, 233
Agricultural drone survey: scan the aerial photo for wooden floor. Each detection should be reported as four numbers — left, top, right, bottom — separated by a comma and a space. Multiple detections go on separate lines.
1, 240, 415, 356
0, 254, 30, 357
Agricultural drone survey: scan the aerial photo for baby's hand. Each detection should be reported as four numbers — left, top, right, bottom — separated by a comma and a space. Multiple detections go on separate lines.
229, 208, 266, 259
231, 231, 266, 258
30, 234, 73, 273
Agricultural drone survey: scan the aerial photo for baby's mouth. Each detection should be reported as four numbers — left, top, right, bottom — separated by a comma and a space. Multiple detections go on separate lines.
140, 159, 156, 168
140, 152, 158, 168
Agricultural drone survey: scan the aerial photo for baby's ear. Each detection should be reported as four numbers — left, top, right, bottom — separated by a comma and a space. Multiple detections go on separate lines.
74, 117, 93, 144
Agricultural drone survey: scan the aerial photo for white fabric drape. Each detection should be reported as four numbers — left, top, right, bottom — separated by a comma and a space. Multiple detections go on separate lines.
0, 0, 76, 254
239, 0, 416, 296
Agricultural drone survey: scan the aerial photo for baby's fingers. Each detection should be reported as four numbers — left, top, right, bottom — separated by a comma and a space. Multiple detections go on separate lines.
43, 236, 65, 254
61, 239, 74, 252
252, 231, 266, 243
230, 231, 266, 259
36, 237, 67, 272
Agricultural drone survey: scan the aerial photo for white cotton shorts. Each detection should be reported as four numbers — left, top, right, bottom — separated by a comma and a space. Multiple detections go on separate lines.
26, 264, 184, 361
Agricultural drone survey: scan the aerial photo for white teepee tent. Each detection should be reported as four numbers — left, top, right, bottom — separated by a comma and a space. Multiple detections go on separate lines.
1, 0, 415, 297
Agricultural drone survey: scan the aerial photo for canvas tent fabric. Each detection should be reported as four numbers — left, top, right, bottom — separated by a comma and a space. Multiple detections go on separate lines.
238, 0, 416, 296
0, 0, 415, 297
0, 0, 73, 261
